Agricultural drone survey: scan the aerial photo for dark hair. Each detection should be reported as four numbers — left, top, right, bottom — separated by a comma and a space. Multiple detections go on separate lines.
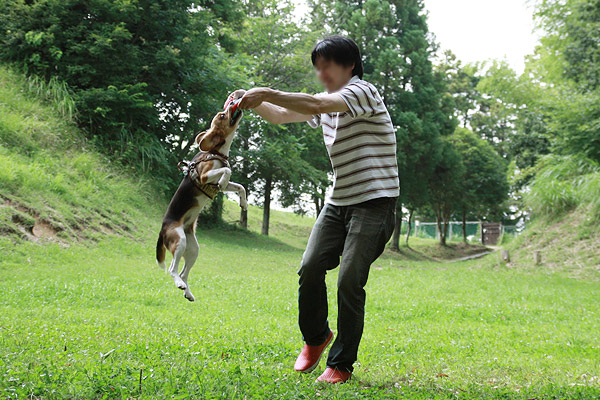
311, 35, 364, 79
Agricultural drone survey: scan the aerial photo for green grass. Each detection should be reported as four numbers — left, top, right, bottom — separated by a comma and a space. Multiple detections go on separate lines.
1, 219, 599, 399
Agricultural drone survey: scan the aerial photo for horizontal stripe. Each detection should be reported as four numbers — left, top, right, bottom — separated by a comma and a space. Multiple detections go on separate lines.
334, 175, 399, 191
325, 112, 349, 119
331, 185, 400, 201
335, 163, 399, 181
320, 110, 380, 126
333, 129, 395, 146
333, 152, 397, 169
322, 110, 386, 123
322, 116, 391, 133
365, 82, 381, 104
330, 142, 395, 159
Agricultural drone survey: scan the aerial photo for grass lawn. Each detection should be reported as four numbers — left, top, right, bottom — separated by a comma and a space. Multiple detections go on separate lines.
1, 209, 599, 399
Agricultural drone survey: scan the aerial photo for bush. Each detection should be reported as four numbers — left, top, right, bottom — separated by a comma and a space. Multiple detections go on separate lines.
526, 154, 600, 222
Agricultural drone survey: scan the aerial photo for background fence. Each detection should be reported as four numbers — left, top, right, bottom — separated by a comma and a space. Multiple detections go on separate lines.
402, 221, 522, 243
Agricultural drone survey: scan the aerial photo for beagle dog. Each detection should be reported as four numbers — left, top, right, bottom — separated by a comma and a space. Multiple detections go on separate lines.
156, 104, 246, 301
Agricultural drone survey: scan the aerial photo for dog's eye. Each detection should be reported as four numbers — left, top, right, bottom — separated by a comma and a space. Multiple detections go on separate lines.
220, 114, 225, 119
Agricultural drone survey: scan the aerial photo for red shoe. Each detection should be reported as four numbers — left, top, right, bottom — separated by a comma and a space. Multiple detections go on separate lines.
293, 330, 334, 373
316, 367, 352, 384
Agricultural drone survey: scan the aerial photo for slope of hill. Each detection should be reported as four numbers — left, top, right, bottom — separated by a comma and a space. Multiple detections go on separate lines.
0, 67, 162, 245
505, 207, 600, 280
502, 155, 600, 280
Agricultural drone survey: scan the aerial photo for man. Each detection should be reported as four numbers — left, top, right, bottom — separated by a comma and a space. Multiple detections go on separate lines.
231, 35, 398, 384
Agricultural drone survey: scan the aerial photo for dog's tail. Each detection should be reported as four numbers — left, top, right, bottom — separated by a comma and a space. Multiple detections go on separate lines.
156, 234, 166, 270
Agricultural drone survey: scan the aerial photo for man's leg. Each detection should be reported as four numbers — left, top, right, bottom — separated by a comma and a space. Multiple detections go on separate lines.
297, 203, 347, 346
326, 197, 396, 372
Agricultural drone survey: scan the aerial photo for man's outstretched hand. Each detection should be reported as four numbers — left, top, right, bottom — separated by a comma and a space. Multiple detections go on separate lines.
239, 88, 271, 110
224, 89, 246, 109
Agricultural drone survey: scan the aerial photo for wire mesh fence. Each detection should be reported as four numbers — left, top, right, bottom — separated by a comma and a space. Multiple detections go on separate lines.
402, 221, 522, 243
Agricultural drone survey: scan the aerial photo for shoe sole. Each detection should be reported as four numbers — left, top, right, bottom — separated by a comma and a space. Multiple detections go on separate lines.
298, 332, 333, 374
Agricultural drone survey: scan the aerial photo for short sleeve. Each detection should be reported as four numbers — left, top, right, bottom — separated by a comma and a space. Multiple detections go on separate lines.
337, 81, 381, 118
307, 114, 321, 128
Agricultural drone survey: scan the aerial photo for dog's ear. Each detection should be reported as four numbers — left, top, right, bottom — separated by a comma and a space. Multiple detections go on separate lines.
198, 130, 226, 152
195, 131, 207, 146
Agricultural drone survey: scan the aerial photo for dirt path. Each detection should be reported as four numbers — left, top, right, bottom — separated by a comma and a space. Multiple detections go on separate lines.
449, 245, 501, 262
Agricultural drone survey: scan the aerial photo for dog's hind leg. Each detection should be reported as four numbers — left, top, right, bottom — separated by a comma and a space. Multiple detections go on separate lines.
180, 230, 199, 302
167, 226, 187, 291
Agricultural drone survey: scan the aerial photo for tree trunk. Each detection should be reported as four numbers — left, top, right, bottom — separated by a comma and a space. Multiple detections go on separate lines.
313, 195, 320, 217
239, 136, 250, 229
390, 205, 402, 251
240, 184, 248, 229
435, 211, 446, 246
405, 209, 414, 246
261, 175, 272, 236
462, 209, 467, 243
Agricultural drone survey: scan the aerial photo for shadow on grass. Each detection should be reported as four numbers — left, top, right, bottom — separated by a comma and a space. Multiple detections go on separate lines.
195, 222, 303, 253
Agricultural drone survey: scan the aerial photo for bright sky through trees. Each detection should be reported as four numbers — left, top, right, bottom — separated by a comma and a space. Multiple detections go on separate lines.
293, 0, 540, 74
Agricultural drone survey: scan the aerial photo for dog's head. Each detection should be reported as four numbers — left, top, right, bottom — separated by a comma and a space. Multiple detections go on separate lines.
195, 104, 243, 152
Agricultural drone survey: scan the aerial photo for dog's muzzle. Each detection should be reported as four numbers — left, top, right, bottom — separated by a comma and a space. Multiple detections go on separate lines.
225, 97, 243, 126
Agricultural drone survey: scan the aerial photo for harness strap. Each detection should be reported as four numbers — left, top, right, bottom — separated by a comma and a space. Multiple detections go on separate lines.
177, 159, 221, 199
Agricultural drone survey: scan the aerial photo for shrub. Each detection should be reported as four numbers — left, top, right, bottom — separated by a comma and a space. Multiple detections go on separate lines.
526, 154, 600, 222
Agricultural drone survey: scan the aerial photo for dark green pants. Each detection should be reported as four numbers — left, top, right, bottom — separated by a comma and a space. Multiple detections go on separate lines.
297, 196, 396, 372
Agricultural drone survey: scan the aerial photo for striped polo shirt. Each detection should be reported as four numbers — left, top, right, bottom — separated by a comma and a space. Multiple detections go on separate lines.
308, 75, 399, 206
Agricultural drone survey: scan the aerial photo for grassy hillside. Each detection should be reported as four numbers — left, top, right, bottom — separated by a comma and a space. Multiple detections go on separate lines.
0, 67, 161, 244
505, 207, 600, 280
504, 156, 600, 280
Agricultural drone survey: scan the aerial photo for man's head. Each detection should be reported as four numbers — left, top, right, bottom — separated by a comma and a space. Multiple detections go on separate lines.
311, 35, 363, 93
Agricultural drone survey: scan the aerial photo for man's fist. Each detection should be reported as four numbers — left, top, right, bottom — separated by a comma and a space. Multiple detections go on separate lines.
224, 89, 246, 109
240, 87, 270, 110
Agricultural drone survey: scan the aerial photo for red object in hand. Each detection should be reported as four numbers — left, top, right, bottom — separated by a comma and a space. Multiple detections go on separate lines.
224, 95, 242, 113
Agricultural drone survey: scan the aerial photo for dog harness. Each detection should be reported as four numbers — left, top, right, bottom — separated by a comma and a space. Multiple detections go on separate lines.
177, 151, 230, 200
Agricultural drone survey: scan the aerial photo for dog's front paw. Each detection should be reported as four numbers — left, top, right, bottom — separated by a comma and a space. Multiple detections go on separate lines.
240, 201, 248, 211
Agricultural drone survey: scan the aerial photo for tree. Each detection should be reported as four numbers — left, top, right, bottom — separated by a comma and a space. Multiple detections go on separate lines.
449, 129, 509, 242
229, 0, 323, 234
436, 50, 481, 129
427, 139, 465, 246
530, 0, 600, 163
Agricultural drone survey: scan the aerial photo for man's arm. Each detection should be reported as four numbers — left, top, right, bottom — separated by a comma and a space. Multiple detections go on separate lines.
252, 102, 313, 125
239, 87, 349, 124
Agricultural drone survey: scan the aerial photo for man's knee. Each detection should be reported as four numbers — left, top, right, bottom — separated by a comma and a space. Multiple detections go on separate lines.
298, 250, 322, 280
337, 264, 368, 293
